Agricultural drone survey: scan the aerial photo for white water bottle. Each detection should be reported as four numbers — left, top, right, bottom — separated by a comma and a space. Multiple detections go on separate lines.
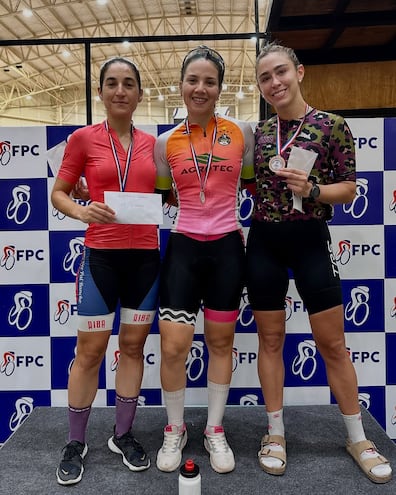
178, 459, 201, 495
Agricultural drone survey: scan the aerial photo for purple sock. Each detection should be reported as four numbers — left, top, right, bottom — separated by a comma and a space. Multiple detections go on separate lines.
115, 394, 138, 438
68, 405, 91, 444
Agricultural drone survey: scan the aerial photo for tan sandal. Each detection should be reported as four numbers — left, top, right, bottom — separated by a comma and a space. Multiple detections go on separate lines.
258, 434, 286, 475
346, 439, 392, 484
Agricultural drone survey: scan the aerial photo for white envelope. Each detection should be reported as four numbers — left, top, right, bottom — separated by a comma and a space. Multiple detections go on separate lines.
104, 191, 163, 225
287, 146, 318, 212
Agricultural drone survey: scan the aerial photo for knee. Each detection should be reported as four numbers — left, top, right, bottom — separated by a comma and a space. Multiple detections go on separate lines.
161, 339, 189, 364
75, 346, 106, 371
206, 335, 234, 357
258, 330, 285, 353
318, 339, 348, 362
119, 341, 144, 361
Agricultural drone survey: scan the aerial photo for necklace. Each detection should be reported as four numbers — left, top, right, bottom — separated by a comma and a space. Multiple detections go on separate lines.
104, 120, 133, 191
184, 115, 218, 204
269, 103, 310, 173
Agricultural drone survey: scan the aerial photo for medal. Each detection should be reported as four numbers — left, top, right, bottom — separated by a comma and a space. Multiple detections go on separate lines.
270, 103, 310, 173
185, 116, 217, 206
269, 155, 286, 172
105, 120, 133, 192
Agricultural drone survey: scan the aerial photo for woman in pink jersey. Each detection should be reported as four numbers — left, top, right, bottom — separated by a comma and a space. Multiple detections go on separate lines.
154, 46, 256, 474
51, 57, 160, 485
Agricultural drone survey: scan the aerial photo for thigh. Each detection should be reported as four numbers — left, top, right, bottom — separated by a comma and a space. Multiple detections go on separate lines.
77, 247, 119, 316
292, 220, 342, 314
246, 221, 289, 311
118, 248, 160, 311
205, 230, 246, 311
159, 233, 202, 314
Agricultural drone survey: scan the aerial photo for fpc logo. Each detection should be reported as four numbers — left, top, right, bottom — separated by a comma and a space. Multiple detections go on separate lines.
343, 178, 369, 219
63, 237, 84, 276
0, 351, 44, 377
54, 299, 74, 325
6, 185, 31, 225
358, 392, 371, 409
239, 394, 259, 406
285, 296, 307, 321
0, 140, 11, 165
0, 244, 45, 271
0, 140, 39, 167
335, 239, 381, 265
345, 286, 370, 327
291, 340, 317, 381
391, 298, 396, 319
8, 290, 33, 331
109, 349, 156, 372
353, 136, 378, 149
237, 287, 254, 329
389, 190, 396, 214
232, 347, 257, 372
347, 347, 380, 364
9, 396, 34, 431
186, 340, 206, 383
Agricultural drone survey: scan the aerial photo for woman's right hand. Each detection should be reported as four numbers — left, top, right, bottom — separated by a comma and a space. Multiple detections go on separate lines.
78, 201, 116, 224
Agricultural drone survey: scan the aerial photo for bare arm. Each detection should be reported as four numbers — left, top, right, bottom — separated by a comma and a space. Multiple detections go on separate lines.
51, 178, 116, 224
275, 167, 356, 205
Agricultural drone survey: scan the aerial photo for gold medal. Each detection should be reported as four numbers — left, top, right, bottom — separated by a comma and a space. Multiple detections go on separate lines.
269, 155, 286, 172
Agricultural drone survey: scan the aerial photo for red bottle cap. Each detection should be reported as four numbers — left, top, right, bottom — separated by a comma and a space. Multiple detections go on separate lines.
185, 459, 195, 472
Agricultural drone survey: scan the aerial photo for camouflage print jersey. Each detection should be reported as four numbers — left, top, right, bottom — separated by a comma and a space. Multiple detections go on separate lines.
253, 108, 356, 223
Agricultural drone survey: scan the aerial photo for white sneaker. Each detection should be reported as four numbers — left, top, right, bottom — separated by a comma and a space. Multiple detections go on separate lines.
156, 424, 187, 472
204, 426, 235, 473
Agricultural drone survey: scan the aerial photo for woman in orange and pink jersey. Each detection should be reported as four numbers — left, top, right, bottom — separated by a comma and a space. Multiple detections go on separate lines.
51, 58, 159, 485
154, 46, 255, 474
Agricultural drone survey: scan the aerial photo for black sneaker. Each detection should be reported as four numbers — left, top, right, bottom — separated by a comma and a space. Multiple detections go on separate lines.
56, 440, 88, 485
108, 429, 150, 471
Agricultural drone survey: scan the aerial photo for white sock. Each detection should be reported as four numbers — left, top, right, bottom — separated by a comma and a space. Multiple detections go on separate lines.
260, 409, 285, 469
342, 412, 366, 443
267, 408, 285, 437
206, 381, 230, 429
163, 388, 185, 430
343, 412, 392, 478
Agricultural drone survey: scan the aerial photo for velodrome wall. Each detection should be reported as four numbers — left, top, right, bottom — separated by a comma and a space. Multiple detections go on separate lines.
0, 118, 395, 446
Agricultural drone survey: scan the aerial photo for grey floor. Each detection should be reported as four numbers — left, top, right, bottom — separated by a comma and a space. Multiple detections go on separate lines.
0, 405, 395, 494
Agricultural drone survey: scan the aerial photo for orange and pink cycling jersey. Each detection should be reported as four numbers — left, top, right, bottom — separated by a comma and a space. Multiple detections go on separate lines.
154, 115, 255, 236
58, 122, 158, 250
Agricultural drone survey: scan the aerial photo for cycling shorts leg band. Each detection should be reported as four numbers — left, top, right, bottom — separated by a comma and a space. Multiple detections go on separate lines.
303, 286, 343, 315
77, 313, 115, 332
120, 308, 156, 325
158, 307, 196, 326
204, 308, 239, 323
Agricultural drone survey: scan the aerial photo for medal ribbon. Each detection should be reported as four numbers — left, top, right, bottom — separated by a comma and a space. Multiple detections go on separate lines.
185, 116, 217, 197
276, 103, 309, 157
105, 120, 133, 192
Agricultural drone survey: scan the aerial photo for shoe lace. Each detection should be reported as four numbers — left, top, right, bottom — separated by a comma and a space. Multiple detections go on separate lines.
206, 433, 230, 454
118, 431, 144, 454
62, 442, 83, 461
162, 431, 183, 453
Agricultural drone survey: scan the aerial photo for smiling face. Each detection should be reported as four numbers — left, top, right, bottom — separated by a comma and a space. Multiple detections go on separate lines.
98, 60, 143, 121
256, 51, 305, 116
180, 57, 222, 126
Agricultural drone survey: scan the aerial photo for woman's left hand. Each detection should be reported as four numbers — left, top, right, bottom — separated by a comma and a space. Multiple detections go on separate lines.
275, 168, 311, 197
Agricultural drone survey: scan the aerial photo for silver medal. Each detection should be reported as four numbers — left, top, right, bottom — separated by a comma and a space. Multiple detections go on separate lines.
269, 155, 286, 172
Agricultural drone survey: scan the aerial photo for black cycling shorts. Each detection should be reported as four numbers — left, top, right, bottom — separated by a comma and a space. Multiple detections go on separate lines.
246, 219, 342, 315
159, 231, 246, 315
